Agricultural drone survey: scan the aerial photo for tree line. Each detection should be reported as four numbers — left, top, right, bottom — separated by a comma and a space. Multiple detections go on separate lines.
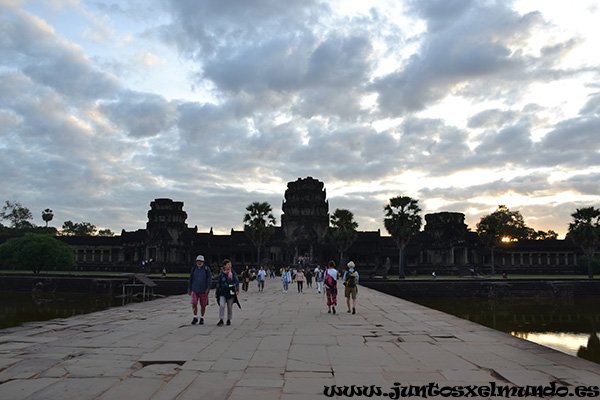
243, 198, 600, 279
0, 200, 114, 237
1, 198, 599, 277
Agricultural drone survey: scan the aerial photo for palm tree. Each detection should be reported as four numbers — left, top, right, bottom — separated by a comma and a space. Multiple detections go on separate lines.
568, 207, 600, 279
42, 209, 54, 227
243, 201, 276, 267
383, 196, 422, 279
329, 208, 358, 267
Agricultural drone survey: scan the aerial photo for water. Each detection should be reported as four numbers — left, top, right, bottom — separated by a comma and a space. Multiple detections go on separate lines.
0, 292, 142, 330
411, 297, 600, 363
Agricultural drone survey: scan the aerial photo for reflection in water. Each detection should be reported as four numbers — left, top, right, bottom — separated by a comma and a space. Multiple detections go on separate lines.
0, 292, 144, 330
578, 333, 600, 363
411, 297, 600, 363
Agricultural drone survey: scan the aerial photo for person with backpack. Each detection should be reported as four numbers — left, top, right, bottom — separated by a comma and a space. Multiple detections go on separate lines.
342, 261, 359, 314
324, 260, 338, 314
187, 255, 212, 325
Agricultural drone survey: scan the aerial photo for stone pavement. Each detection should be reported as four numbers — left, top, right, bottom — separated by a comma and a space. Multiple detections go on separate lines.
1, 279, 600, 400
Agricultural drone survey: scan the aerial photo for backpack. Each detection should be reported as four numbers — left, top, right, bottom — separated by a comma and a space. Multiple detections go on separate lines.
345, 271, 356, 288
324, 273, 336, 289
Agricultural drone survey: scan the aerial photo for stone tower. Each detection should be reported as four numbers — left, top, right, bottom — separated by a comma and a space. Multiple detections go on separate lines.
145, 199, 188, 264
281, 177, 329, 263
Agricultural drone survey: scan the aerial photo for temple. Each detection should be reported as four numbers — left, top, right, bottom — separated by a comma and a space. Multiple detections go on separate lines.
30, 177, 586, 275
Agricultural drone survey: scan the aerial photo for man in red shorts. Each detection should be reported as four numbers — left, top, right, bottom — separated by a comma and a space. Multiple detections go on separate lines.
187, 255, 213, 325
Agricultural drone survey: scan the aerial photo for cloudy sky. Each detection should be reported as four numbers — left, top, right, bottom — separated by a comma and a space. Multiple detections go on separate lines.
1, 0, 599, 238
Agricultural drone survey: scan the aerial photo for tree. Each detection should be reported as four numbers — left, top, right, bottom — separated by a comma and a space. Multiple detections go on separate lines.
567, 206, 600, 279
329, 208, 358, 267
383, 196, 422, 279
0, 200, 34, 230
61, 221, 97, 236
0, 233, 75, 274
476, 205, 529, 275
526, 228, 559, 240
42, 209, 54, 227
243, 202, 276, 266
97, 228, 114, 237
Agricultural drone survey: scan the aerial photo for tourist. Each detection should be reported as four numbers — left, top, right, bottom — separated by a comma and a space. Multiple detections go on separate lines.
241, 265, 250, 292
257, 266, 267, 292
305, 267, 313, 288
324, 260, 338, 314
296, 268, 306, 293
187, 255, 212, 325
281, 266, 291, 293
315, 265, 324, 293
342, 261, 359, 314
215, 259, 239, 326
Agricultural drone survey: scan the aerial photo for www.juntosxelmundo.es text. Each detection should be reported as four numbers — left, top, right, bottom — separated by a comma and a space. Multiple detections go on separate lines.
323, 382, 600, 398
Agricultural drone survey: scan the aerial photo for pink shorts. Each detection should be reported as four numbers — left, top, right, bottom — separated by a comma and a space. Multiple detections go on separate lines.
190, 292, 209, 307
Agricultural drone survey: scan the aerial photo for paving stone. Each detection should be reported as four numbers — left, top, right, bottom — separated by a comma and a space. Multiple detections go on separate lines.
0, 377, 58, 399
1, 284, 600, 400
97, 377, 164, 400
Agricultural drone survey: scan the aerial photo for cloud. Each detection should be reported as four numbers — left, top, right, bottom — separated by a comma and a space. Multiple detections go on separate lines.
100, 91, 178, 138
373, 3, 545, 116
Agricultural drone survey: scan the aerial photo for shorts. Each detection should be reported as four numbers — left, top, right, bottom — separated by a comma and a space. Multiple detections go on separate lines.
190, 292, 209, 307
344, 286, 357, 299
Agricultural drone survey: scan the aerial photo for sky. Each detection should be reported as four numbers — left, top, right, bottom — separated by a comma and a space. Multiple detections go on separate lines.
1, 0, 599, 238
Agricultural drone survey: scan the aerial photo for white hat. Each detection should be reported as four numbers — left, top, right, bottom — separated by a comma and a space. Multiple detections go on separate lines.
196, 255, 205, 261
347, 261, 355, 268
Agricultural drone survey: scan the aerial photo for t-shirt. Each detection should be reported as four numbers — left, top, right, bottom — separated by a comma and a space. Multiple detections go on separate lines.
257, 270, 267, 281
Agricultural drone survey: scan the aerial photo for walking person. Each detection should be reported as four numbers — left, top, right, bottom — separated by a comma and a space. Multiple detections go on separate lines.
257, 266, 267, 292
296, 268, 306, 293
281, 266, 291, 293
324, 260, 338, 314
187, 255, 212, 325
241, 265, 250, 292
342, 261, 359, 314
215, 259, 239, 326
315, 265, 324, 293
305, 268, 313, 288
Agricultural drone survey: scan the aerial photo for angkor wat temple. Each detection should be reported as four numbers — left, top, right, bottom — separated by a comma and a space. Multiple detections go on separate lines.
58, 177, 581, 275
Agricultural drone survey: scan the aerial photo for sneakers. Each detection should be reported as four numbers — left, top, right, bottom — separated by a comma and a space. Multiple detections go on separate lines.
352, 308, 356, 315
347, 310, 351, 313
191, 317, 198, 325
332, 307, 336, 314
226, 320, 231, 326
217, 319, 224, 326
199, 318, 204, 325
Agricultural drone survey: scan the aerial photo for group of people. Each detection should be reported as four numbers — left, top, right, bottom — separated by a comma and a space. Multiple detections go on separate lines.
187, 255, 240, 327
187, 255, 360, 326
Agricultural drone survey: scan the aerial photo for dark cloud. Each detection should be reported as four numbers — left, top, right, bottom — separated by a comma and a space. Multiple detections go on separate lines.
100, 91, 178, 138
373, 4, 543, 116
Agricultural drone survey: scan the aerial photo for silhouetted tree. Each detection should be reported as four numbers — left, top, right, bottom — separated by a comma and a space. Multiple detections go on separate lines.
476, 205, 529, 275
243, 202, 276, 266
0, 201, 33, 230
61, 221, 97, 236
568, 206, 600, 279
42, 208, 54, 227
329, 208, 358, 267
383, 196, 422, 279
